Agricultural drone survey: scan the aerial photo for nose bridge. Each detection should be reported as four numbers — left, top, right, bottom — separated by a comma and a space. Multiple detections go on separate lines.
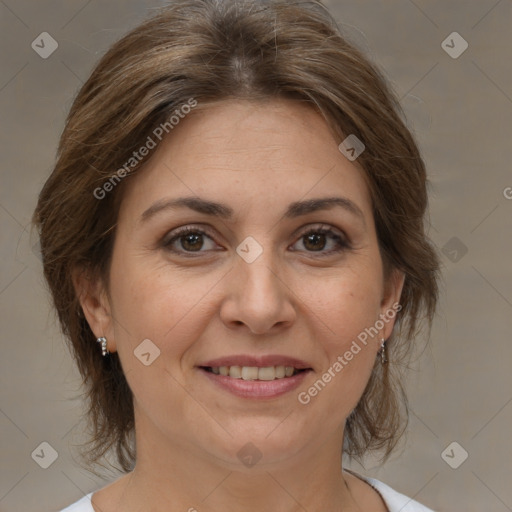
220, 240, 296, 333
241, 253, 281, 300
238, 240, 285, 302
236, 232, 280, 290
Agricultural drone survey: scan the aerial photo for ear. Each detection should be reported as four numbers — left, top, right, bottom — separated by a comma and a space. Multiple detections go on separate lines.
380, 268, 405, 340
72, 266, 117, 353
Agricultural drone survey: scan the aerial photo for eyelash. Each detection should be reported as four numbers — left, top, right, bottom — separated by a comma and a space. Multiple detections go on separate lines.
162, 224, 350, 257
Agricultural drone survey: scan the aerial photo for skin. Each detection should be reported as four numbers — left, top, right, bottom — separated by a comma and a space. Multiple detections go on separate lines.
76, 98, 404, 512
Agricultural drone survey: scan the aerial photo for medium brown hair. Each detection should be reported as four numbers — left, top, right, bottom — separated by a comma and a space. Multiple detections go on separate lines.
33, 0, 439, 471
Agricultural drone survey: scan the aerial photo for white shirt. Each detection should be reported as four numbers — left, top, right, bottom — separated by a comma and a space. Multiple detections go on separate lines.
60, 474, 434, 511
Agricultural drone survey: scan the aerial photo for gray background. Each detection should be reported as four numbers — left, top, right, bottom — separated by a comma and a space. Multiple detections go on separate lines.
1, 1, 511, 511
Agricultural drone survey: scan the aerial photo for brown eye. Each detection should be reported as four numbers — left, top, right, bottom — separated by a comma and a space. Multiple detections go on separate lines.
163, 227, 219, 255
292, 227, 349, 255
303, 232, 328, 251
180, 232, 204, 251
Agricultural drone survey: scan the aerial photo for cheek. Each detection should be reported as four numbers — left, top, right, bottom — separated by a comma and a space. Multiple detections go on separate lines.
107, 260, 219, 420
295, 261, 383, 410
108, 256, 221, 363
302, 260, 383, 347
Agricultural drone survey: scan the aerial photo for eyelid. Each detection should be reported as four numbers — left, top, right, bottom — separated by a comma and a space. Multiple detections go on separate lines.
162, 223, 215, 242
294, 222, 345, 238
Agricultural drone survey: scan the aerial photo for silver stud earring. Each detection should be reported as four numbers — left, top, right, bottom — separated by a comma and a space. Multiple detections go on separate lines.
97, 337, 109, 356
380, 338, 386, 364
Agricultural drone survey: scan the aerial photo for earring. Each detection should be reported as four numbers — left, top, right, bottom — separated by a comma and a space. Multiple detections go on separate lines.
97, 336, 109, 356
380, 338, 387, 364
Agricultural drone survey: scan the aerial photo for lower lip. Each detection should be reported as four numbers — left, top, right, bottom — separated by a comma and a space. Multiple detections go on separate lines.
199, 368, 311, 399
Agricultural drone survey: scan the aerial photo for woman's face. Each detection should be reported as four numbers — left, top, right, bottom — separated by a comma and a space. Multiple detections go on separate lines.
86, 99, 403, 469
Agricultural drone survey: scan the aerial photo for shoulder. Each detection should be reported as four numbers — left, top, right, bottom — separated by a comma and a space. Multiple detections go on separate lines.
58, 477, 435, 512
348, 470, 435, 512
59, 493, 94, 512
59, 473, 131, 511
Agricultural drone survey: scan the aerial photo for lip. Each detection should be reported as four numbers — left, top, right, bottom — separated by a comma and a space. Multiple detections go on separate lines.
199, 354, 312, 370
197, 354, 313, 400
199, 367, 311, 399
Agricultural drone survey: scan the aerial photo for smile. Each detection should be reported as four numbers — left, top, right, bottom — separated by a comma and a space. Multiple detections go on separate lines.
203, 365, 304, 380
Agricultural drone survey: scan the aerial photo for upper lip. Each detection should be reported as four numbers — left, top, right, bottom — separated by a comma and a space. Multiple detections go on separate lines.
199, 355, 312, 370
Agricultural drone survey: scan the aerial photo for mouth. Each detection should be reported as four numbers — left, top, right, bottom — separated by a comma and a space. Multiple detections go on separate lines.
200, 365, 307, 380
197, 355, 313, 399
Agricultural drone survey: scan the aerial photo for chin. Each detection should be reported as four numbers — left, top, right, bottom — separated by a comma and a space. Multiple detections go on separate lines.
200, 420, 312, 470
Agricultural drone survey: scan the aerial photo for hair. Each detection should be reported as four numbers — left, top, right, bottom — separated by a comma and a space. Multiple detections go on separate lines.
32, 0, 440, 471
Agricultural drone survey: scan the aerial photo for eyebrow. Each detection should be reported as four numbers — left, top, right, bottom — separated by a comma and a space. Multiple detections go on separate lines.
140, 196, 365, 224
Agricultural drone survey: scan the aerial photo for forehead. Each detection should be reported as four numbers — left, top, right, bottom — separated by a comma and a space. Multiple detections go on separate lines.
118, 98, 373, 223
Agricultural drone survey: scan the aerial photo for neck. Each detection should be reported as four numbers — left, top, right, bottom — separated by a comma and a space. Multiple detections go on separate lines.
112, 423, 362, 512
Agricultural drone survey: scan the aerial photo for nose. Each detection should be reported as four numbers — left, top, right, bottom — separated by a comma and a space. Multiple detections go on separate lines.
219, 253, 297, 335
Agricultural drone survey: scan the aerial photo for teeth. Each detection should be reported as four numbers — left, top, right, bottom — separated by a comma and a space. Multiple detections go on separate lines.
257, 366, 276, 381
229, 365, 242, 378
241, 366, 259, 380
275, 366, 286, 378
208, 365, 303, 380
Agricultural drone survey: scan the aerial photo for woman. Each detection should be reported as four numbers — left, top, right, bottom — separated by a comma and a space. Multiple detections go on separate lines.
33, 0, 440, 510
